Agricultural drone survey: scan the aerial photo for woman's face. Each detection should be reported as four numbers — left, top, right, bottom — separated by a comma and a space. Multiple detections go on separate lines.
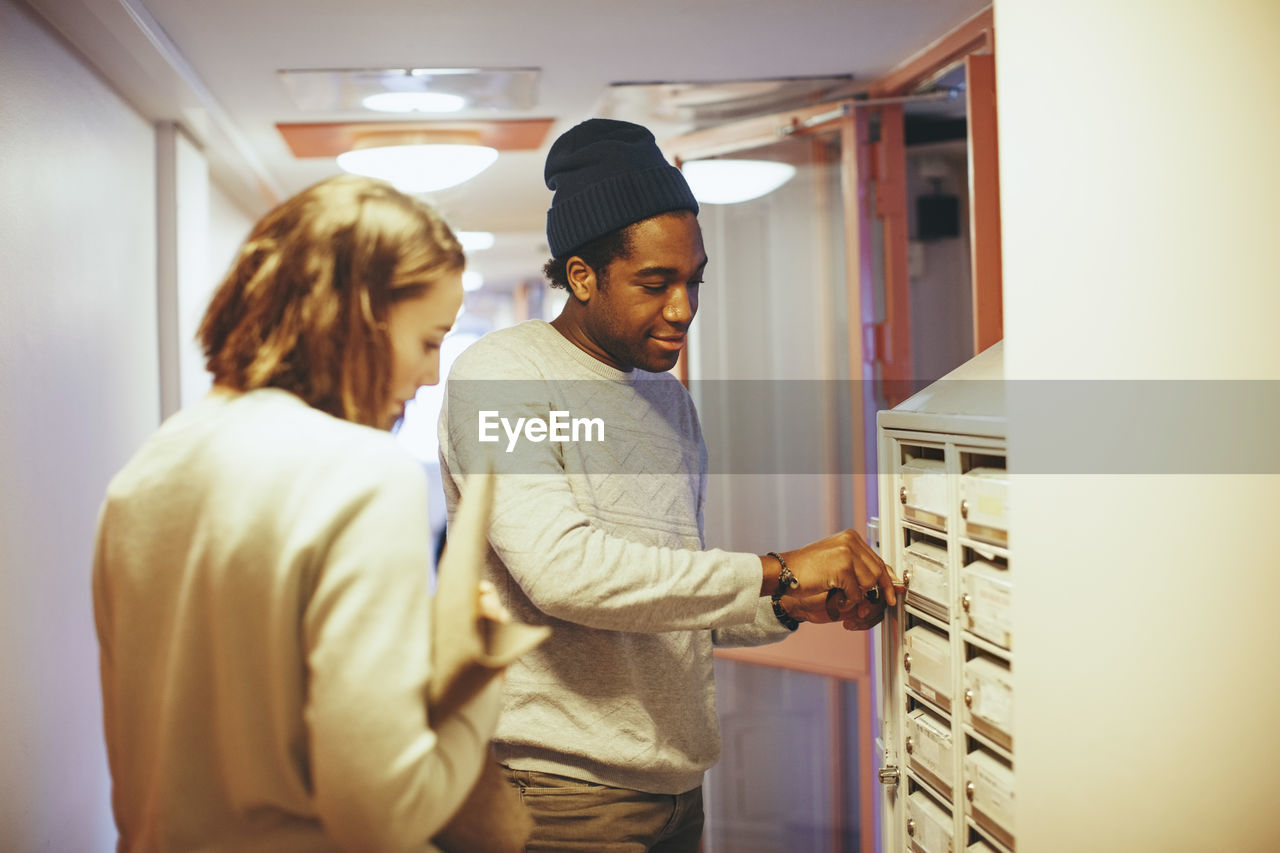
383, 270, 464, 428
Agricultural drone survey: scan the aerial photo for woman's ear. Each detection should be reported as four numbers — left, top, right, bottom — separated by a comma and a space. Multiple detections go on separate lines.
565, 256, 596, 302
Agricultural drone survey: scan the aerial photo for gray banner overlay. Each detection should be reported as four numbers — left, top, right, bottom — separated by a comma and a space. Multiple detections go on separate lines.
441, 379, 1280, 475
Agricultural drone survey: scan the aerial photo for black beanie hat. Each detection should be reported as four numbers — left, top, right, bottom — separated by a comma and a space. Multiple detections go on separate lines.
544, 118, 699, 258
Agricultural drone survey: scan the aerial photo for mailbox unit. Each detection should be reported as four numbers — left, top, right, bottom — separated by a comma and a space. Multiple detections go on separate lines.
875, 343, 1014, 853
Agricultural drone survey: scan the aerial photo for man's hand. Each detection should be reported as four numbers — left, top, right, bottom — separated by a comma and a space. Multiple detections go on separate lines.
769, 530, 897, 630
823, 588, 890, 631
840, 595, 889, 631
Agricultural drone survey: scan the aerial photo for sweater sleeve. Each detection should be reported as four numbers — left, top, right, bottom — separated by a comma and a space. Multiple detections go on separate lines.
480, 470, 761, 633
712, 597, 796, 646
302, 453, 501, 852
441, 344, 763, 635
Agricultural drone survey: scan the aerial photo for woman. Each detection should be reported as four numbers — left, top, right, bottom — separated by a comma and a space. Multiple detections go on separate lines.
93, 176, 496, 851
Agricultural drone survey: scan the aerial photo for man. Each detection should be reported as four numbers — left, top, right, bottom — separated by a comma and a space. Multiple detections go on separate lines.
439, 118, 895, 852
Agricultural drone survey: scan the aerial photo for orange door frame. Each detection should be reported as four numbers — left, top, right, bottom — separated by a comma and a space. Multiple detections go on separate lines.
870, 7, 1002, 358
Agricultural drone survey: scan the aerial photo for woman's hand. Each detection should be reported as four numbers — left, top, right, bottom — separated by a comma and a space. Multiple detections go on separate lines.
477, 580, 510, 623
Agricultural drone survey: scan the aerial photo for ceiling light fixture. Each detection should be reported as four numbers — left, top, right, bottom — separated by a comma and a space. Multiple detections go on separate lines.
361, 92, 467, 113
462, 270, 484, 292
681, 159, 797, 205
457, 231, 495, 252
278, 67, 541, 113
336, 133, 498, 193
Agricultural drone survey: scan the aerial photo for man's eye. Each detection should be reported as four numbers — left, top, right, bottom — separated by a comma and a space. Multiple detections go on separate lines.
689, 279, 704, 289
422, 342, 441, 353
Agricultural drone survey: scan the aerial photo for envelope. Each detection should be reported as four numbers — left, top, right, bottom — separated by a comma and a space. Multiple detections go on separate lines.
429, 468, 550, 723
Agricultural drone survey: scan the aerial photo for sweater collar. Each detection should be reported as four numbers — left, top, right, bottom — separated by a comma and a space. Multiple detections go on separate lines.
530, 320, 640, 384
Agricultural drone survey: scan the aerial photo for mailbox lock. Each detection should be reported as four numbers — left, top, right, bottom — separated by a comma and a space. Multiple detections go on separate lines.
966, 781, 976, 801
904, 736, 914, 754
961, 593, 972, 612
960, 499, 970, 519
903, 652, 912, 673
906, 819, 916, 837
964, 689, 974, 708
878, 765, 900, 786
899, 486, 908, 505
902, 568, 912, 588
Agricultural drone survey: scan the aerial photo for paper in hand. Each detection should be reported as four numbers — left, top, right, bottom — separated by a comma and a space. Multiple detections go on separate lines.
429, 468, 550, 723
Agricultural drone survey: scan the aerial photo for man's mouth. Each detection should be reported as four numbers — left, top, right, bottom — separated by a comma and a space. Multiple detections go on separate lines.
651, 334, 686, 352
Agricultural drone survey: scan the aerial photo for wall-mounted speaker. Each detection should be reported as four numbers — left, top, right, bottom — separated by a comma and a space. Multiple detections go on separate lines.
917, 194, 960, 240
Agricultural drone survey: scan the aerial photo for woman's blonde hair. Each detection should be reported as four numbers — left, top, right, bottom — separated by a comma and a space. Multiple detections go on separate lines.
199, 175, 463, 428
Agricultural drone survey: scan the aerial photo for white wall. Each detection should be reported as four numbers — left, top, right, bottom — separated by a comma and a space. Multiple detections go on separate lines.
905, 141, 973, 383
176, 151, 257, 411
996, 0, 1280, 848
209, 179, 257, 288
158, 123, 212, 414
693, 154, 853, 552
0, 0, 160, 848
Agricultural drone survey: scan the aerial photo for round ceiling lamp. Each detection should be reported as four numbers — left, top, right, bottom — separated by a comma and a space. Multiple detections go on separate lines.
681, 159, 797, 205
361, 92, 467, 113
336, 142, 498, 193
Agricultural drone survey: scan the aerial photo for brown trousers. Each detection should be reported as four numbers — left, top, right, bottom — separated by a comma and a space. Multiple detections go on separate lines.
502, 767, 704, 853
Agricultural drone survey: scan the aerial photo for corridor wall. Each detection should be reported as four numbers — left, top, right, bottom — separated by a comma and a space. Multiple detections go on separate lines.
4, 0, 160, 846
996, 0, 1280, 848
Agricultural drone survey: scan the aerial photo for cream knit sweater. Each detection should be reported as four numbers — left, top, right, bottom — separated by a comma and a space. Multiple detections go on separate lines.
439, 320, 789, 795
94, 389, 499, 852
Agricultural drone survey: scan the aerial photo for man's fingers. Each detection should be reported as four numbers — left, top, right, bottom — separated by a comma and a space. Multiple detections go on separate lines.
870, 570, 898, 608
783, 591, 843, 624
787, 529, 898, 610
881, 567, 903, 607
825, 588, 848, 621
842, 599, 887, 631
850, 535, 897, 607
787, 584, 890, 628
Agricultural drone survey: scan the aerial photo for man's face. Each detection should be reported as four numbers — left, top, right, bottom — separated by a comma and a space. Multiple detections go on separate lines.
579, 211, 707, 373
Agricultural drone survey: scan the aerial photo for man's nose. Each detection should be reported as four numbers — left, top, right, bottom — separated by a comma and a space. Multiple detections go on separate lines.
664, 286, 694, 325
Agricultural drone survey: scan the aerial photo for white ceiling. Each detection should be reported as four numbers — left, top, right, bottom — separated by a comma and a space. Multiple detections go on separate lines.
26, 0, 988, 286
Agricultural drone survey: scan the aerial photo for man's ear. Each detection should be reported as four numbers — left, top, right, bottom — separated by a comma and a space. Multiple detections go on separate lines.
565, 256, 596, 302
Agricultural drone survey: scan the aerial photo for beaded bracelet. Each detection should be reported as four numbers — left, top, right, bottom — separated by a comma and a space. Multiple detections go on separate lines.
767, 551, 800, 631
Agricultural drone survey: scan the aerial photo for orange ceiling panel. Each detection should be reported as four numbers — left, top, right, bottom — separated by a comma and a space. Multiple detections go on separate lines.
276, 118, 555, 158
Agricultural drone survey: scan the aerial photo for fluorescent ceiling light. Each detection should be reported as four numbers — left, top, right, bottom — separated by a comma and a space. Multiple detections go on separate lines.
336, 144, 498, 193
457, 231, 495, 252
682, 159, 797, 205
361, 92, 466, 113
462, 270, 484, 292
